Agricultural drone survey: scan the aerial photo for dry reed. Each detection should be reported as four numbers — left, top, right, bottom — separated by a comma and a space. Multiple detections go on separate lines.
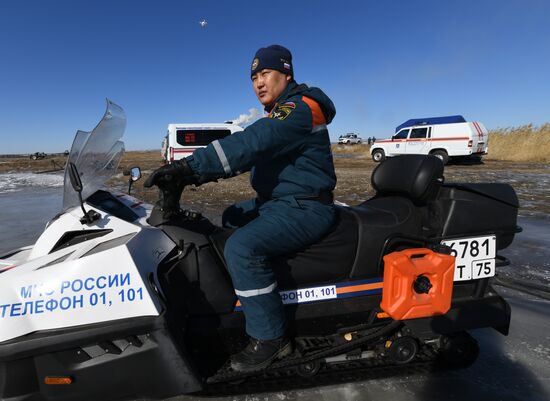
486, 123, 550, 162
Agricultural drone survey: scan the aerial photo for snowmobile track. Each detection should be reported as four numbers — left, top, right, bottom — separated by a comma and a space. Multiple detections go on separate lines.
202, 344, 440, 396
201, 321, 448, 395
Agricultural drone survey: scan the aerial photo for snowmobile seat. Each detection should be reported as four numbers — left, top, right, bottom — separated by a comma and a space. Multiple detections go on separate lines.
209, 206, 359, 289
370, 154, 444, 206
347, 197, 421, 278
274, 194, 427, 287
271, 205, 358, 288
347, 155, 445, 278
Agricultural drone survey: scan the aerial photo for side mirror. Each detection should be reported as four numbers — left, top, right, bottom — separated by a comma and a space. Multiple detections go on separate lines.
68, 162, 83, 192
130, 167, 141, 182
123, 166, 141, 195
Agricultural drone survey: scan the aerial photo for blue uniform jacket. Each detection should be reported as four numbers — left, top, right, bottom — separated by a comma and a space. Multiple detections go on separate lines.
186, 81, 337, 199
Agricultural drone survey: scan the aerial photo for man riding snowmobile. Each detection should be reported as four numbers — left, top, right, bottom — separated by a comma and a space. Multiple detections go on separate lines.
145, 44, 337, 372
0, 97, 520, 400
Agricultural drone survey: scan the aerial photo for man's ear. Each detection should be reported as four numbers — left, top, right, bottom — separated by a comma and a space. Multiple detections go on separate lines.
286, 75, 292, 82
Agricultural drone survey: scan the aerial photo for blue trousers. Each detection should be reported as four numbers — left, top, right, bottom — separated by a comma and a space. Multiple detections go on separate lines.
222, 196, 335, 340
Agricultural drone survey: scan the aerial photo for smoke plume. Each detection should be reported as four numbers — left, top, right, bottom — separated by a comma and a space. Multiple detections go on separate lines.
231, 108, 260, 127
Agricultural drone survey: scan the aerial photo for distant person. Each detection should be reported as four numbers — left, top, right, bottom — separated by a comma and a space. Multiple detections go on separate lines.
367, 137, 372, 145
145, 44, 337, 372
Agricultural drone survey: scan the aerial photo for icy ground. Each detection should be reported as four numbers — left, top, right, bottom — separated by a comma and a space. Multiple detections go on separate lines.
0, 172, 63, 194
0, 171, 548, 401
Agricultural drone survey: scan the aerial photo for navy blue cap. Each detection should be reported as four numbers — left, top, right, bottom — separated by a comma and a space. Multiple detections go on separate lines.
251, 45, 293, 77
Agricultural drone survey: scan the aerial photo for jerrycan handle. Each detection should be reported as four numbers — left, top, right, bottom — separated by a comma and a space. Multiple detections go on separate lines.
400, 248, 433, 259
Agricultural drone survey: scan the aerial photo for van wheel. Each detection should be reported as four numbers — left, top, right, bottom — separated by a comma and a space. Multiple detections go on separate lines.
372, 149, 385, 162
431, 150, 449, 165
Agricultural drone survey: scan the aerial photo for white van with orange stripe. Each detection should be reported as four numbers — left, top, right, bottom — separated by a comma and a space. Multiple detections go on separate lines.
370, 115, 488, 164
162, 123, 243, 162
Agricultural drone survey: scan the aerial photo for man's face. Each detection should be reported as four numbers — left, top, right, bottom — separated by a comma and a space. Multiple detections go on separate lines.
252, 69, 291, 107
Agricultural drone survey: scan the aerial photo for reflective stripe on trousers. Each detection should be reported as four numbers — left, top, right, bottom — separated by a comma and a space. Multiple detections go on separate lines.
223, 196, 335, 340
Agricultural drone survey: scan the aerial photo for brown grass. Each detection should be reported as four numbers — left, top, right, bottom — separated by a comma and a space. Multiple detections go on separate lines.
331, 143, 371, 158
0, 157, 67, 173
486, 123, 550, 162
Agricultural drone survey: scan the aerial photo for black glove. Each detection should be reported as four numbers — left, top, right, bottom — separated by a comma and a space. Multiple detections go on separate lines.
148, 179, 185, 225
144, 159, 200, 225
144, 159, 199, 189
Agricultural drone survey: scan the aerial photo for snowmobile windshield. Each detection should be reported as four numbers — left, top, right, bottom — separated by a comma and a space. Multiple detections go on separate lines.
62, 99, 126, 211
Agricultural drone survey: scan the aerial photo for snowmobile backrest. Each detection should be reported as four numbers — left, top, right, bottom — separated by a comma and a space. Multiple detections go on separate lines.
371, 155, 444, 205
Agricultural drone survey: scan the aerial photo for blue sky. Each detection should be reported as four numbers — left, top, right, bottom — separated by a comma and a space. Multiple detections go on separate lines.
0, 0, 549, 153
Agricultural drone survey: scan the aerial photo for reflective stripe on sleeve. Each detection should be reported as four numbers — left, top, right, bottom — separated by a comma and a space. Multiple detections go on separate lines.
235, 282, 277, 297
212, 140, 232, 175
312, 124, 327, 133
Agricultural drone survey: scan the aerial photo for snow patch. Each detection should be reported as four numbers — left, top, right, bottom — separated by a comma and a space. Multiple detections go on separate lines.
0, 173, 64, 194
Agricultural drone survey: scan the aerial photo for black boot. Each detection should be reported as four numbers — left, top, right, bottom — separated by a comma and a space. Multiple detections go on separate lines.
230, 337, 293, 372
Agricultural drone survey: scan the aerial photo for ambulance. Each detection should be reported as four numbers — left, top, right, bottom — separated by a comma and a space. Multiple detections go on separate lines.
162, 123, 243, 162
370, 115, 489, 164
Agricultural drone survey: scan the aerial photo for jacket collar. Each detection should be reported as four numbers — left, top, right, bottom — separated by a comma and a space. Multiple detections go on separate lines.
264, 81, 299, 113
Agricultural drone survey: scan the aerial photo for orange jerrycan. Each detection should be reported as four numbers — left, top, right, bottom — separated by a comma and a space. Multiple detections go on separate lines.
380, 248, 455, 320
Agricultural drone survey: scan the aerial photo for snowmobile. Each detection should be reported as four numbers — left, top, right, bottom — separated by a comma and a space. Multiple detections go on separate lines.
0, 100, 520, 401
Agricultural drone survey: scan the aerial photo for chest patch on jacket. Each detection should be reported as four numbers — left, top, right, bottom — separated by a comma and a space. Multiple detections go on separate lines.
270, 102, 295, 120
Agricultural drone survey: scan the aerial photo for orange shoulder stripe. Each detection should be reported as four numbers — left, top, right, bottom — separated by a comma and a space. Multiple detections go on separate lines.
301, 96, 326, 126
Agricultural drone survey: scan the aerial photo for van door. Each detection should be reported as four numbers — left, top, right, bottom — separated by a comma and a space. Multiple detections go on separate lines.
405, 127, 431, 155
391, 128, 409, 155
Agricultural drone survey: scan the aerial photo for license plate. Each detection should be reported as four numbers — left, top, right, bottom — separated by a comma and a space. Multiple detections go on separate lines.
441, 235, 496, 281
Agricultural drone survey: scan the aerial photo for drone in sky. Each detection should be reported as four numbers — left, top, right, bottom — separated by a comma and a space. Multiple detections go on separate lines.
199, 20, 207, 27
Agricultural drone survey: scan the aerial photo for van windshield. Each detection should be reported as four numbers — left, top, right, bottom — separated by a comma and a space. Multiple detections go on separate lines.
176, 129, 231, 146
